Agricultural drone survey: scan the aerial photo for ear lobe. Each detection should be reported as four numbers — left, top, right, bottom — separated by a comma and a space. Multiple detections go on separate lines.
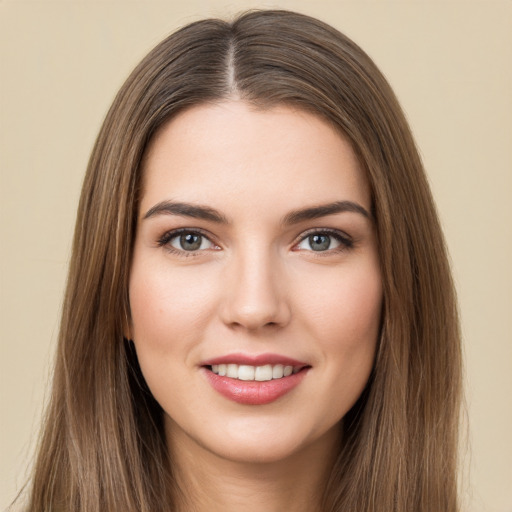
122, 307, 133, 341
123, 325, 133, 342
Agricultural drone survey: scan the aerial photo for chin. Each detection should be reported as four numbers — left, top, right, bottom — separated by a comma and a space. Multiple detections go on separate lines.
212, 437, 304, 465
177, 416, 341, 467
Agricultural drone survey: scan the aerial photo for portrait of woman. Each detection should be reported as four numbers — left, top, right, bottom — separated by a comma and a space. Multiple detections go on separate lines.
2, 3, 511, 512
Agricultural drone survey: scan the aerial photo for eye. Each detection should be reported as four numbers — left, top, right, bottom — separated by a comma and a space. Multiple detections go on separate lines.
295, 230, 352, 252
158, 229, 218, 254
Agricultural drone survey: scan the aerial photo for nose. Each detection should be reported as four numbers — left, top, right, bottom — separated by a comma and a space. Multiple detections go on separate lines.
219, 248, 291, 331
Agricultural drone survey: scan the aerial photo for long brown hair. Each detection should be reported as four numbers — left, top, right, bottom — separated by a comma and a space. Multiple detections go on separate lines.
21, 9, 461, 512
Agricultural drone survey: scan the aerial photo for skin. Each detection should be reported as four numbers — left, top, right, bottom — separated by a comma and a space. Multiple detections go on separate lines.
128, 100, 382, 511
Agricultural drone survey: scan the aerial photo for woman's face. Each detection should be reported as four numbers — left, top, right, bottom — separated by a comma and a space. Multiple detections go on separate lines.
129, 101, 382, 464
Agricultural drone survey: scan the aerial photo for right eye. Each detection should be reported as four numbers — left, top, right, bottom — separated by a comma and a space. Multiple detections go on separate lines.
158, 229, 218, 255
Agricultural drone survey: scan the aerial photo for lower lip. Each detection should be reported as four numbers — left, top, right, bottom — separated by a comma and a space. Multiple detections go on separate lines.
202, 368, 309, 405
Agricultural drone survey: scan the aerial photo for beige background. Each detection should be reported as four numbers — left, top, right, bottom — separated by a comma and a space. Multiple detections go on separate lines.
1, 1, 511, 510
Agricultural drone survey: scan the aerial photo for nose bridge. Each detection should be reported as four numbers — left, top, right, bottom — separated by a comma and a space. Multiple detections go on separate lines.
221, 240, 290, 330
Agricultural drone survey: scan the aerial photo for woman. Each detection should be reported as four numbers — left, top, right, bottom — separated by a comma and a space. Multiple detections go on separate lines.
22, 9, 461, 512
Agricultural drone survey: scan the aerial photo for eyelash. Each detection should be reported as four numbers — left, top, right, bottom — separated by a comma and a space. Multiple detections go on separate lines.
156, 227, 354, 256
157, 228, 218, 257
293, 228, 354, 254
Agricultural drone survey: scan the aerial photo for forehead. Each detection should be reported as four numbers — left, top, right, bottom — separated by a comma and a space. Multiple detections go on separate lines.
140, 100, 370, 216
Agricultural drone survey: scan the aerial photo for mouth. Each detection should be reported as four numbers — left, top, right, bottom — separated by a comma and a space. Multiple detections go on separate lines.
200, 354, 311, 405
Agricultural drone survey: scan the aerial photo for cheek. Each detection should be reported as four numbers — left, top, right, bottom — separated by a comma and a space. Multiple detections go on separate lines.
127, 264, 217, 411
283, 261, 382, 436
299, 263, 383, 352
128, 262, 218, 352
315, 267, 382, 412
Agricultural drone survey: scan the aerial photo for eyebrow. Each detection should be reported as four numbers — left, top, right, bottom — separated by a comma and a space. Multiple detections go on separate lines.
282, 200, 371, 225
142, 199, 371, 225
143, 201, 228, 223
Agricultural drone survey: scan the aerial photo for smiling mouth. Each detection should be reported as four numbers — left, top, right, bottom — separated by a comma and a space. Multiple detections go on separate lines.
206, 363, 306, 382
202, 359, 311, 405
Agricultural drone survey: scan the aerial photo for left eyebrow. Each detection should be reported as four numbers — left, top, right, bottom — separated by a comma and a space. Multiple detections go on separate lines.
282, 201, 371, 225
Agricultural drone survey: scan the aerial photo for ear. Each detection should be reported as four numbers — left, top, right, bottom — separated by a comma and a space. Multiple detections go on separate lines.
122, 304, 133, 341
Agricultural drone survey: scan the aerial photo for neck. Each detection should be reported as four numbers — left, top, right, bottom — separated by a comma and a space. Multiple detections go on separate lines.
166, 420, 340, 512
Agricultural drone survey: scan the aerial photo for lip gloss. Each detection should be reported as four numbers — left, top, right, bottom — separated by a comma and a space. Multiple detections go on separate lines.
202, 365, 309, 405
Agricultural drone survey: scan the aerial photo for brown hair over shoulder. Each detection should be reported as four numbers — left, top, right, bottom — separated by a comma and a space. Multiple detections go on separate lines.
22, 9, 461, 512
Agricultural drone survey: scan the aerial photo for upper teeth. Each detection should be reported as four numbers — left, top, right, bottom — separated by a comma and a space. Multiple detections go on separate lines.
210, 364, 297, 381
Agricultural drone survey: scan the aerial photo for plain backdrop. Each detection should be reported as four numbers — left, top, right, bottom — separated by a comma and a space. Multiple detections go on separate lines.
1, 1, 511, 511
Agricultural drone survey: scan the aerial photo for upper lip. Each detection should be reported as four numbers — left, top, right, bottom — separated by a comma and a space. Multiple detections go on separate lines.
201, 352, 309, 367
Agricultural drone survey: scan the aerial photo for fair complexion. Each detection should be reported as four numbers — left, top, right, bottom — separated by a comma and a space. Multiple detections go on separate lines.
128, 100, 382, 512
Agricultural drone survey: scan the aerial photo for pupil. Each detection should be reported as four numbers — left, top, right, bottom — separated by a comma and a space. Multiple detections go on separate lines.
310, 234, 330, 251
180, 233, 201, 251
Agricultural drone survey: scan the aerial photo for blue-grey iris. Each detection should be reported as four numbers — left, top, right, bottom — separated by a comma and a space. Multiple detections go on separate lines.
180, 233, 202, 251
309, 234, 331, 251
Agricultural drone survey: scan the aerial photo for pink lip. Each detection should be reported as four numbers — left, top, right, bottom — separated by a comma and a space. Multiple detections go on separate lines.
203, 369, 308, 405
201, 352, 308, 367
200, 353, 310, 406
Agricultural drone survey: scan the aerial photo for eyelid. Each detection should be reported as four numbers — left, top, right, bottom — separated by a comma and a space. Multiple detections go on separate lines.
157, 227, 220, 255
156, 226, 353, 256
292, 228, 353, 252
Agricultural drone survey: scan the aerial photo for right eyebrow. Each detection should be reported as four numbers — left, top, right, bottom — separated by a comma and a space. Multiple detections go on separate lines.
142, 200, 229, 224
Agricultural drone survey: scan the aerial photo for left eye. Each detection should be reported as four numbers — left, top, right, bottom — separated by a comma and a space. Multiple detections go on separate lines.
167, 232, 216, 252
296, 232, 346, 252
